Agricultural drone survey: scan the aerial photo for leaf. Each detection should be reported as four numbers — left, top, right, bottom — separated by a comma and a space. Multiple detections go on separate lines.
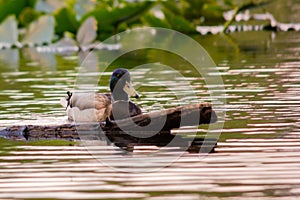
83, 8, 113, 33
181, 0, 206, 20
73, 0, 97, 19
35, 0, 67, 13
48, 36, 79, 53
161, 1, 182, 15
76, 17, 97, 46
54, 7, 79, 36
202, 3, 226, 19
238, 0, 271, 12
83, 1, 155, 34
18, 7, 41, 27
27, 0, 37, 7
22, 15, 55, 45
224, 0, 234, 7
163, 8, 196, 33
142, 13, 171, 29
0, 0, 37, 23
112, 2, 155, 25
223, 6, 239, 33
0, 15, 18, 46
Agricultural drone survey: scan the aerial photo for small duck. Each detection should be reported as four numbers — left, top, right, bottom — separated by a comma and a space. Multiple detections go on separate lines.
60, 68, 142, 122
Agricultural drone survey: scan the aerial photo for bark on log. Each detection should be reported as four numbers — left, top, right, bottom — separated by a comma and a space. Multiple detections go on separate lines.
103, 102, 217, 132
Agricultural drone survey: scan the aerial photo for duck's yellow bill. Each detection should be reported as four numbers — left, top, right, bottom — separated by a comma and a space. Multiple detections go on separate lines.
123, 81, 139, 98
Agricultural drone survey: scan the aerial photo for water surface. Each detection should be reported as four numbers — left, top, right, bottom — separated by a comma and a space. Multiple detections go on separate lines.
0, 31, 300, 198
0, 31, 299, 141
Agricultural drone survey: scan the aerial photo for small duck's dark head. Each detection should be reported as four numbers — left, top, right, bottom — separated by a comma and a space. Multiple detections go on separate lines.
110, 68, 139, 101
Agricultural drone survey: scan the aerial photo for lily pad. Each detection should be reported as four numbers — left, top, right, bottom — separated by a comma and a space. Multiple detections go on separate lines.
50, 37, 79, 53
22, 15, 55, 46
76, 17, 97, 46
0, 15, 18, 48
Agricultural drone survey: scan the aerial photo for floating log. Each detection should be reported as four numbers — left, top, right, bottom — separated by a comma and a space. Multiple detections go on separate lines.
103, 102, 217, 132
0, 103, 218, 153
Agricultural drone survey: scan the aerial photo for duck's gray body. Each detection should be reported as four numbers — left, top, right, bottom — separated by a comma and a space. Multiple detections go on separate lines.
61, 93, 112, 122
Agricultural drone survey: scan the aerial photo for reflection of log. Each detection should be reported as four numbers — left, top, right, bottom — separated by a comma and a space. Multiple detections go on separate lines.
0, 103, 217, 153
104, 131, 218, 153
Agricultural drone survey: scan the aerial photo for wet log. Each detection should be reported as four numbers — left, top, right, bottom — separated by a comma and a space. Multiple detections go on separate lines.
0, 124, 78, 141
0, 103, 217, 139
103, 102, 217, 132
0, 103, 217, 153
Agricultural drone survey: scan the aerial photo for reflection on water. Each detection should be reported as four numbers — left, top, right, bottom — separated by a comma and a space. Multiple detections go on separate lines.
0, 30, 300, 198
0, 32, 299, 140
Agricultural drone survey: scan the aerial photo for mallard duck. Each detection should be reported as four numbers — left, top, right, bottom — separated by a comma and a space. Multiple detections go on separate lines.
60, 68, 142, 122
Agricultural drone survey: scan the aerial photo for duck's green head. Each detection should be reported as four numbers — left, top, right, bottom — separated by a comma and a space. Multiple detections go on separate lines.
110, 68, 139, 100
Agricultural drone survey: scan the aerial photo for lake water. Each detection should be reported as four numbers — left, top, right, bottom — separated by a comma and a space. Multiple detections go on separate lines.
0, 31, 299, 142
0, 30, 300, 199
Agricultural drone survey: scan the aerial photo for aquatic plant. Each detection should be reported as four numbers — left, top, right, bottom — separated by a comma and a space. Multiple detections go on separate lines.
0, 0, 298, 50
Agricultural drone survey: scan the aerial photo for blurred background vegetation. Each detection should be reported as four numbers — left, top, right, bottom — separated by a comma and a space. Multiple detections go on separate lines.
0, 0, 298, 46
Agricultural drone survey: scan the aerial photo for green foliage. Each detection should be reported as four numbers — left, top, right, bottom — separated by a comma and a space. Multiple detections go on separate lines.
161, 1, 182, 16
0, 0, 276, 46
142, 13, 171, 29
142, 0, 272, 34
201, 2, 227, 22
162, 8, 196, 33
82, 1, 155, 39
164, 0, 230, 25
0, 0, 37, 24
141, 0, 233, 33
223, 0, 271, 33
54, 7, 79, 36
19, 7, 41, 27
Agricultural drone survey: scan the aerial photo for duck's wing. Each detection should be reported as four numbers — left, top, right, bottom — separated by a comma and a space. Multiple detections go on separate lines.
70, 93, 111, 110
67, 106, 112, 122
110, 100, 142, 120
128, 101, 142, 116
66, 92, 112, 122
